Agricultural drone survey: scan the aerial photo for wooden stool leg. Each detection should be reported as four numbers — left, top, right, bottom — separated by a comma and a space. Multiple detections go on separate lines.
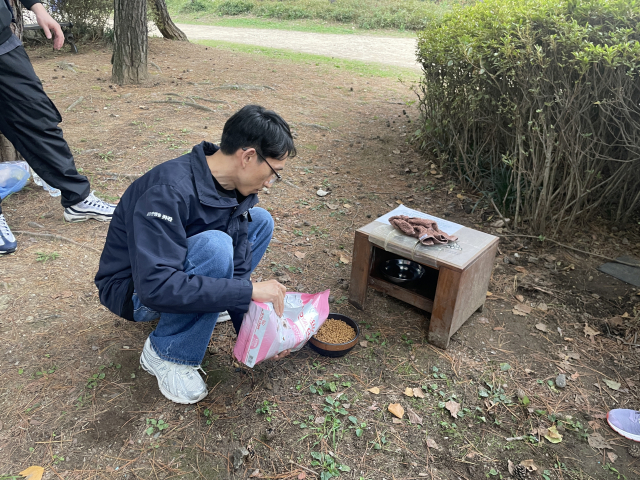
427, 267, 461, 349
348, 230, 373, 310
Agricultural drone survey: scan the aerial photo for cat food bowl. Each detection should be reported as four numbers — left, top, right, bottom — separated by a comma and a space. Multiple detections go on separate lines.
309, 314, 360, 358
381, 258, 425, 284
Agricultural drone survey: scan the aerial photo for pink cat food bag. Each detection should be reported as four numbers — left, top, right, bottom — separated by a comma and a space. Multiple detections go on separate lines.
233, 290, 330, 368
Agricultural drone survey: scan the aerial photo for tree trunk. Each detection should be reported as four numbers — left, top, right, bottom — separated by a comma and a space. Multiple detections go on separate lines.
149, 0, 187, 41
112, 0, 148, 85
0, 0, 23, 162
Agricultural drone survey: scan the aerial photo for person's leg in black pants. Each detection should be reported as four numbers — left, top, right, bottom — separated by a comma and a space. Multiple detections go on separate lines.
0, 45, 90, 214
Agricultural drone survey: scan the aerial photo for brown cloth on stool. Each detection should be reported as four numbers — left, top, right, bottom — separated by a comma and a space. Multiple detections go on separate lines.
389, 215, 458, 246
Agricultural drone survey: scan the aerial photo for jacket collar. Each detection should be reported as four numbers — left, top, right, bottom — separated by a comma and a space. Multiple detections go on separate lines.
190, 141, 259, 213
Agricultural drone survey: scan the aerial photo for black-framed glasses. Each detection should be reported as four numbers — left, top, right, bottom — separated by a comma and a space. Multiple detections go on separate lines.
243, 147, 282, 185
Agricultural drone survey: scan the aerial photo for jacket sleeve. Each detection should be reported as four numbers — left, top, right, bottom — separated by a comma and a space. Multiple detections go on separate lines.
19, 1, 42, 10
130, 184, 253, 314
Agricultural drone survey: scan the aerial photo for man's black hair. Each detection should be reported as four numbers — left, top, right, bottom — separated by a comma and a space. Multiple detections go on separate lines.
220, 105, 296, 161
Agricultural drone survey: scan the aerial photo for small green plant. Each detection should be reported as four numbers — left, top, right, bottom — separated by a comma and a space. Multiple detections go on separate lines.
145, 418, 168, 436
334, 295, 348, 305
309, 451, 350, 480
36, 251, 60, 263
98, 151, 114, 161
602, 463, 626, 479
347, 416, 366, 437
370, 431, 388, 450
52, 454, 65, 465
256, 400, 277, 422
401, 333, 414, 345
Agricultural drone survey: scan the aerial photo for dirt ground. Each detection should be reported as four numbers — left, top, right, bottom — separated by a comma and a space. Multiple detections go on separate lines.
0, 38, 639, 480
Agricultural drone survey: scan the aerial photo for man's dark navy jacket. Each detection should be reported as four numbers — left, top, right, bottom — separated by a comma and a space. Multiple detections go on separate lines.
95, 142, 258, 322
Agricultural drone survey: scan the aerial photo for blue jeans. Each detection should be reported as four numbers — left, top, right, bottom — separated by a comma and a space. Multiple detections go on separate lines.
133, 207, 273, 366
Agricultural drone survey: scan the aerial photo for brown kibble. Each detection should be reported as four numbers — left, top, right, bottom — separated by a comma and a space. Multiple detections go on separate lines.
314, 318, 356, 344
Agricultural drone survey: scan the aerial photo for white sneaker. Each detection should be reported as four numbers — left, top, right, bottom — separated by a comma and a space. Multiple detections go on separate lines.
139, 337, 208, 404
218, 311, 231, 323
0, 214, 17, 254
63, 191, 115, 222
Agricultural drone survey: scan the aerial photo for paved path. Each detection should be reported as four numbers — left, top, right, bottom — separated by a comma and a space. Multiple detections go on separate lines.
149, 23, 420, 71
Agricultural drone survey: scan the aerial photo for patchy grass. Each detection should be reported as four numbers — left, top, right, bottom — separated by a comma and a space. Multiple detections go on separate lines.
195, 39, 421, 80
167, 0, 474, 31
166, 14, 417, 37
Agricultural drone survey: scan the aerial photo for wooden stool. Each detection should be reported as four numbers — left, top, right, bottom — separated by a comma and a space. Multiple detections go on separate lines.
348, 208, 498, 349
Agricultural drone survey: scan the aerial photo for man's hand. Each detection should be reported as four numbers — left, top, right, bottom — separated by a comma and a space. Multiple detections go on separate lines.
31, 3, 64, 50
272, 349, 291, 361
251, 279, 286, 316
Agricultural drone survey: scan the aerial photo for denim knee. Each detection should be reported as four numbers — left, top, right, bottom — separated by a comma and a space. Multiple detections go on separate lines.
184, 229, 234, 277
249, 207, 274, 236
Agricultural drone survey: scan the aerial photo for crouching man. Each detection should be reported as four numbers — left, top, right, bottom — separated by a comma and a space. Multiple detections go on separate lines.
95, 105, 295, 404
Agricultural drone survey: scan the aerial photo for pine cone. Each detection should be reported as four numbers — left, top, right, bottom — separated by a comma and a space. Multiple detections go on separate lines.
629, 444, 640, 458
513, 464, 527, 480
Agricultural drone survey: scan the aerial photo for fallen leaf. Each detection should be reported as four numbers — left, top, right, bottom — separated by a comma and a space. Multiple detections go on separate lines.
524, 368, 534, 374
515, 294, 524, 302
392, 149, 400, 154
477, 317, 490, 324
404, 387, 414, 397
544, 425, 563, 444
515, 266, 528, 273
407, 407, 423, 425
486, 291, 493, 296
512, 308, 528, 316
588, 420, 601, 430
604, 379, 621, 391
445, 400, 460, 419
537, 302, 549, 312
607, 451, 618, 463
514, 303, 532, 314
388, 403, 404, 418
535, 323, 549, 332
571, 372, 580, 380
588, 432, 613, 450
359, 340, 369, 348
607, 316, 625, 328
339, 255, 351, 264
368, 402, 379, 411
294, 251, 306, 259
326, 203, 338, 210
249, 470, 261, 478
426, 437, 440, 450
456, 193, 466, 200
493, 326, 505, 331
368, 387, 380, 394
508, 460, 515, 475
413, 388, 425, 398
520, 459, 538, 472
392, 417, 403, 424
584, 323, 600, 340
343, 204, 352, 209
566, 352, 580, 360
19, 466, 45, 480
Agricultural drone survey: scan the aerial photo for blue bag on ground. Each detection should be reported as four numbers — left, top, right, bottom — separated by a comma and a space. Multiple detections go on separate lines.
0, 161, 30, 200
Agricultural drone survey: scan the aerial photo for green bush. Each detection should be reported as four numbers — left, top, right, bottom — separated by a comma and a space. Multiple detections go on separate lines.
217, 0, 254, 16
42, 0, 112, 38
416, 0, 640, 234
181, 0, 215, 13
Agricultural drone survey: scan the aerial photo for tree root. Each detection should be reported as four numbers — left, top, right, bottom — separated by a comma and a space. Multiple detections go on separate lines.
14, 231, 101, 253
500, 233, 639, 267
149, 99, 213, 112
